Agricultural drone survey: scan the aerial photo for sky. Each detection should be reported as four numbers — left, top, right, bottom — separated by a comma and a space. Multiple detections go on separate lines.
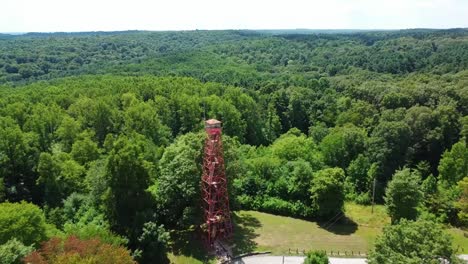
1, 0, 468, 32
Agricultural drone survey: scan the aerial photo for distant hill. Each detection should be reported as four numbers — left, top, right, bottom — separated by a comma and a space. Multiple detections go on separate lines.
254, 29, 388, 35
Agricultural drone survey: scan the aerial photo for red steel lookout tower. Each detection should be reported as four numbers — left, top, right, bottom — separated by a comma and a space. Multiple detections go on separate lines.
202, 119, 233, 247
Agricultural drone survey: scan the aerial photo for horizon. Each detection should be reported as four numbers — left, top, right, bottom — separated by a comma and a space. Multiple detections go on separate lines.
2, 0, 468, 32
1, 27, 467, 35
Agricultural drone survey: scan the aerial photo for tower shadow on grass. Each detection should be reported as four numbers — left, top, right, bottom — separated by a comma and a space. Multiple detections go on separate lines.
230, 212, 261, 256
317, 214, 358, 235
170, 229, 214, 263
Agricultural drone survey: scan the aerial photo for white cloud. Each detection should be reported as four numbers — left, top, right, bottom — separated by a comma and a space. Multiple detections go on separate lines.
0, 0, 467, 32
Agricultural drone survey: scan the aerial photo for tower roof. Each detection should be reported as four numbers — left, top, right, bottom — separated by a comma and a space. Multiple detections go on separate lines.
205, 119, 222, 128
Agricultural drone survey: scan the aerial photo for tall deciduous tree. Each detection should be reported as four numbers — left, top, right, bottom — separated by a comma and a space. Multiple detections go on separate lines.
310, 168, 345, 218
0, 201, 49, 246
70, 135, 101, 166
385, 168, 422, 223
135, 222, 169, 264
438, 141, 468, 185
368, 220, 460, 264
320, 125, 367, 169
55, 116, 81, 152
0, 117, 40, 202
68, 97, 117, 145
104, 134, 154, 238
123, 101, 171, 146
456, 177, 468, 226
154, 132, 204, 229
368, 121, 411, 184
37, 151, 86, 207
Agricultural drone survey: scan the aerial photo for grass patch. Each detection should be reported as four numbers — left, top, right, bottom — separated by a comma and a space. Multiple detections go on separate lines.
231, 202, 468, 255
168, 203, 468, 262
168, 253, 216, 264
344, 202, 390, 227
233, 210, 373, 255
167, 230, 215, 264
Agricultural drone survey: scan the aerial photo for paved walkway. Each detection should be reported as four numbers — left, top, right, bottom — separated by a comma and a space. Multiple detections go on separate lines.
233, 255, 468, 264
232, 255, 366, 264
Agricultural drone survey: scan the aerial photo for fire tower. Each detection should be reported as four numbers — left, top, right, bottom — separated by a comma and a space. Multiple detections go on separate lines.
202, 119, 233, 247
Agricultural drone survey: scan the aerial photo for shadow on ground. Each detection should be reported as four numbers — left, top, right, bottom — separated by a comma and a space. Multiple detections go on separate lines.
170, 229, 214, 263
317, 214, 358, 235
231, 212, 261, 256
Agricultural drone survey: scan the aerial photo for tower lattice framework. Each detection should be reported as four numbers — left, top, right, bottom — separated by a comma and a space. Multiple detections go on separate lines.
202, 119, 233, 247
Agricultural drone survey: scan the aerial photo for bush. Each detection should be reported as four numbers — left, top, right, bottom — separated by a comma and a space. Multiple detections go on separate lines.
354, 192, 372, 205
368, 219, 460, 264
135, 222, 169, 264
0, 238, 34, 264
304, 250, 329, 264
236, 194, 256, 210
261, 197, 295, 216
23, 236, 135, 264
63, 222, 128, 246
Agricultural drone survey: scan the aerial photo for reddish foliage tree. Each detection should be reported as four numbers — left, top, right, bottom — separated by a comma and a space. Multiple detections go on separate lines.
23, 236, 135, 264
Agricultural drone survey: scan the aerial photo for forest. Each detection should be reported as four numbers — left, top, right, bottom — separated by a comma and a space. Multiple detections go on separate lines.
0, 29, 467, 263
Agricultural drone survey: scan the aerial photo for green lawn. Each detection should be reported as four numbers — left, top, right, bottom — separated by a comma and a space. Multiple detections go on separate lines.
168, 203, 468, 263
168, 253, 215, 264
232, 203, 468, 255
229, 203, 388, 255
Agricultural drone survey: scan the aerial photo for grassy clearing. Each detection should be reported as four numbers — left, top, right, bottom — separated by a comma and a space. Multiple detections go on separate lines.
168, 253, 216, 264
231, 203, 389, 255
344, 202, 390, 227
232, 203, 468, 255
168, 203, 468, 262
233, 210, 373, 255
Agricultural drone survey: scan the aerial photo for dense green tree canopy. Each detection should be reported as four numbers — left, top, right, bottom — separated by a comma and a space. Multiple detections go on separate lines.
310, 168, 345, 219
104, 134, 155, 238
368, 220, 460, 264
385, 169, 423, 223
0, 201, 49, 246
438, 141, 468, 185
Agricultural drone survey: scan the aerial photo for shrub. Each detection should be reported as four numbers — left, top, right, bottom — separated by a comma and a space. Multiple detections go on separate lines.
261, 197, 294, 216
304, 250, 329, 264
0, 238, 34, 264
23, 236, 135, 264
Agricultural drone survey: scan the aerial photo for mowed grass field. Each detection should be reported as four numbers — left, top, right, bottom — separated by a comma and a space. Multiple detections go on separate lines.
232, 203, 389, 255
233, 203, 468, 255
168, 203, 468, 263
